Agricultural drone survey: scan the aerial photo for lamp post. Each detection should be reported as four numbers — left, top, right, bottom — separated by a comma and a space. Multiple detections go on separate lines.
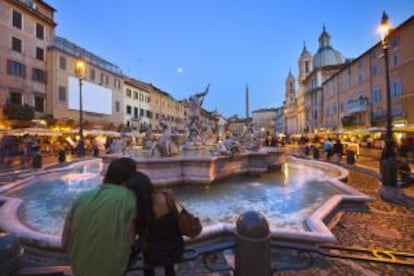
378, 11, 397, 187
75, 57, 86, 156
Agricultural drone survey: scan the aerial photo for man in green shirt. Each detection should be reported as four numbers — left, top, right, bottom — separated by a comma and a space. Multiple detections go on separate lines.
62, 157, 137, 276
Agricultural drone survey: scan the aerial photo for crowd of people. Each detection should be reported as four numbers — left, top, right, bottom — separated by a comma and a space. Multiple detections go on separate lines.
62, 157, 196, 276
300, 134, 414, 185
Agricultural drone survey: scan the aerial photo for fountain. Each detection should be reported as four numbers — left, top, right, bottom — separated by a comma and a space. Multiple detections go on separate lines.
103, 86, 285, 186
0, 88, 372, 264
0, 156, 372, 253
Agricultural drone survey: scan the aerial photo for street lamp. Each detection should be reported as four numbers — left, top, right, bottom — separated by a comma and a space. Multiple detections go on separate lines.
378, 11, 397, 187
75, 57, 86, 156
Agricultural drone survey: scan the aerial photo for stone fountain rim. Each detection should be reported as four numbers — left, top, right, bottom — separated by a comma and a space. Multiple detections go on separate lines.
0, 157, 371, 250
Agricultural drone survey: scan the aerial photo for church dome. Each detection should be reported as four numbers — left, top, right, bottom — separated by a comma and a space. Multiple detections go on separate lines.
313, 26, 344, 69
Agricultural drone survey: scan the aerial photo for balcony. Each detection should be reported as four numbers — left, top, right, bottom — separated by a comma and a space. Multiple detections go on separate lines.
347, 96, 369, 114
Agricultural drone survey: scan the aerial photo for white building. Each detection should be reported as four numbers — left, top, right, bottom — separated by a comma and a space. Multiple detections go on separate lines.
123, 78, 151, 131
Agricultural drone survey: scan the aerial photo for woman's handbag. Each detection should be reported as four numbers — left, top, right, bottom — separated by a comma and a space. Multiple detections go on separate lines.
164, 192, 202, 238
175, 204, 202, 238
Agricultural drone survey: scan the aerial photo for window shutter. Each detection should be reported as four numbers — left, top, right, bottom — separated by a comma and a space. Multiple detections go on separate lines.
7, 60, 11, 74
22, 64, 26, 78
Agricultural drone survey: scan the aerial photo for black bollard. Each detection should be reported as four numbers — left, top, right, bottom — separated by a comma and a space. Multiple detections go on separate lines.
0, 233, 24, 275
58, 149, 66, 163
346, 150, 355, 165
312, 146, 320, 159
32, 151, 42, 169
235, 211, 271, 276
381, 158, 398, 187
304, 146, 310, 156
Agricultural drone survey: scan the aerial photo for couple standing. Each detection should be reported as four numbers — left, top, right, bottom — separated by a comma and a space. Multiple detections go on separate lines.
62, 157, 186, 276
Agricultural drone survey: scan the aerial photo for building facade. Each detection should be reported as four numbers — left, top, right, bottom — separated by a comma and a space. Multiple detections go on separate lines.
252, 108, 278, 134
285, 26, 346, 135
0, 0, 56, 123
123, 78, 151, 132
149, 85, 185, 132
323, 15, 414, 132
274, 106, 285, 134
47, 36, 124, 129
303, 26, 346, 133
284, 71, 297, 135
297, 44, 313, 133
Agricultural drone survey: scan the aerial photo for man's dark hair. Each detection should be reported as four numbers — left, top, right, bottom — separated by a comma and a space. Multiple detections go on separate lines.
103, 157, 137, 185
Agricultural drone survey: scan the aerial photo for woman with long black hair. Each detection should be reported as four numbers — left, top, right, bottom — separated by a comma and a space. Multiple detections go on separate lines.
126, 171, 184, 276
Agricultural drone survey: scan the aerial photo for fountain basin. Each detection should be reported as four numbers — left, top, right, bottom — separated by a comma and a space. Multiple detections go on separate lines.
103, 148, 285, 186
0, 157, 372, 251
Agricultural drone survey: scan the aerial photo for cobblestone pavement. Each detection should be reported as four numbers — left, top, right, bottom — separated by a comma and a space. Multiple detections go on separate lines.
273, 169, 414, 276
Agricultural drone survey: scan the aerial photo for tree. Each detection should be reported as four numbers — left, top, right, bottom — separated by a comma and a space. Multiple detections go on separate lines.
3, 104, 35, 121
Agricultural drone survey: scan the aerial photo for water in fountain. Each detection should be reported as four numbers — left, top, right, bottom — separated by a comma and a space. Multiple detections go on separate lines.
7, 160, 344, 236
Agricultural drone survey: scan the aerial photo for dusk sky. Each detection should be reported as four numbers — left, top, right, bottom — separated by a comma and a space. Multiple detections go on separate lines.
48, 0, 414, 118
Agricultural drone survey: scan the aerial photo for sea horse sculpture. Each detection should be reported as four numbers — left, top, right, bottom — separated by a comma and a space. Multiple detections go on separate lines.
151, 119, 180, 157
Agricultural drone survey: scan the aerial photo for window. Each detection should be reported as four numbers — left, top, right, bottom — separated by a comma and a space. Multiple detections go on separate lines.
90, 69, 95, 81
392, 54, 399, 67
372, 87, 381, 103
305, 61, 309, 73
101, 73, 109, 85
139, 94, 143, 101
36, 47, 44, 61
115, 101, 120, 112
391, 79, 402, 97
140, 109, 144, 117
12, 37, 22, 52
134, 107, 138, 118
58, 86, 67, 102
59, 56, 66, 70
134, 92, 138, 99
12, 10, 22, 29
32, 68, 46, 83
126, 105, 132, 114
114, 79, 120, 89
371, 63, 379, 76
34, 96, 44, 112
358, 73, 363, 84
36, 23, 44, 40
126, 89, 132, 97
340, 102, 344, 112
10, 92, 22, 105
7, 60, 25, 77
390, 35, 400, 48
370, 49, 376, 59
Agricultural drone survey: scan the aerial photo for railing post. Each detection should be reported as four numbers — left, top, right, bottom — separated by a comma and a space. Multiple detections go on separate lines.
235, 211, 271, 276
